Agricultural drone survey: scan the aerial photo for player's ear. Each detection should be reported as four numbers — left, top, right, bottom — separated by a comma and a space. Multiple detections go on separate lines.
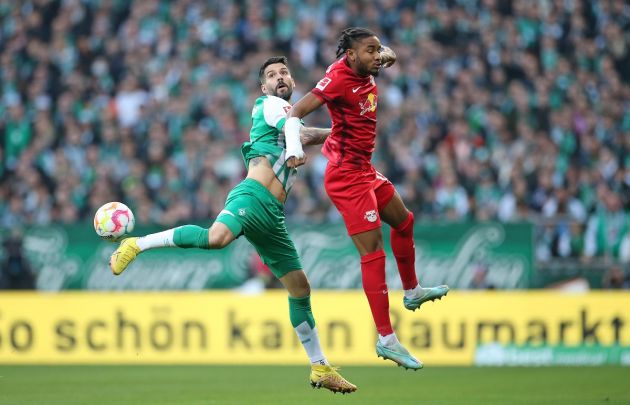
347, 48, 356, 62
261, 83, 267, 94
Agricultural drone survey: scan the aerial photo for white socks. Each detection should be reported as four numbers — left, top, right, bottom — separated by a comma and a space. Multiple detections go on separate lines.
404, 284, 422, 300
136, 229, 176, 251
294, 322, 329, 365
379, 332, 401, 348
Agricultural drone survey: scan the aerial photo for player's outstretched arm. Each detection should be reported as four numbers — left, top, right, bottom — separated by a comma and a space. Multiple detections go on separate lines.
286, 92, 325, 168
300, 127, 331, 146
280, 123, 330, 145
288, 92, 324, 120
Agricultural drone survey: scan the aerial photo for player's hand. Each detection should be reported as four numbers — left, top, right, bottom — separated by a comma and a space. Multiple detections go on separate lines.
287, 154, 307, 168
380, 46, 397, 68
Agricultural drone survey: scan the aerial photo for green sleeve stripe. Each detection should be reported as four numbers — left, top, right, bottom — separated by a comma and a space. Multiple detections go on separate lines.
276, 117, 286, 131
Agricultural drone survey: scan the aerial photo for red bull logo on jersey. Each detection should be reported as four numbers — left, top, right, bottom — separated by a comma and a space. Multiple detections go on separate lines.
359, 93, 377, 116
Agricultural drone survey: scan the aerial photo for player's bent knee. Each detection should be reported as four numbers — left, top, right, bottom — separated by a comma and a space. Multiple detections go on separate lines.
289, 284, 311, 298
295, 282, 311, 297
351, 228, 384, 255
290, 277, 311, 297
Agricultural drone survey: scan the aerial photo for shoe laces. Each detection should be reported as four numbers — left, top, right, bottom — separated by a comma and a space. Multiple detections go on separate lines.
317, 366, 353, 386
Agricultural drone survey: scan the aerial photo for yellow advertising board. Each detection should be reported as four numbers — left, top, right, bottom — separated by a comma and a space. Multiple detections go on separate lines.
0, 291, 629, 365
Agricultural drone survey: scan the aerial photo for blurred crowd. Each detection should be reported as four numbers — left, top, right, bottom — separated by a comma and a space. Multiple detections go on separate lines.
1, 0, 629, 264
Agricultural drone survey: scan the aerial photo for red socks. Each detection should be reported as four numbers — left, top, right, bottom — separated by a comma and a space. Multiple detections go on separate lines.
361, 250, 393, 336
391, 212, 418, 290
360, 212, 417, 336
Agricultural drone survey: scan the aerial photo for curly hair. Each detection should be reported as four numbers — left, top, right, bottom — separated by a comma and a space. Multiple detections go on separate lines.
335, 27, 378, 58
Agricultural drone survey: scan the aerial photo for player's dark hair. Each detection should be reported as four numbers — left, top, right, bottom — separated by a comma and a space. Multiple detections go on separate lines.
259, 56, 289, 84
335, 27, 378, 59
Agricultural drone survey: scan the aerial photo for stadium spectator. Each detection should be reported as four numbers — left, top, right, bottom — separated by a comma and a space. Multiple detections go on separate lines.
0, 231, 36, 290
601, 264, 630, 289
0, 0, 629, 268
583, 189, 630, 262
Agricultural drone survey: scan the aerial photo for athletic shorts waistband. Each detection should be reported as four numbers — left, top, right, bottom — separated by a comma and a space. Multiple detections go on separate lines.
241, 178, 284, 208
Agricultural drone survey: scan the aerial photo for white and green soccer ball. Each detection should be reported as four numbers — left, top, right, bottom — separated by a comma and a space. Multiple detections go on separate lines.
93, 202, 135, 242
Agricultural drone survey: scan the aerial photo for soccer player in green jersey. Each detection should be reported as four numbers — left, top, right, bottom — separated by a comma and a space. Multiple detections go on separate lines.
109, 56, 356, 394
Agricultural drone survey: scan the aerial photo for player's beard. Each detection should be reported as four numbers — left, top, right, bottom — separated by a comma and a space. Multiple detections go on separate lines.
273, 83, 293, 101
357, 59, 380, 77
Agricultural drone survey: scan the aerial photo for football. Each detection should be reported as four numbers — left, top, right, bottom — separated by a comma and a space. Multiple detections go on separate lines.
93, 202, 135, 241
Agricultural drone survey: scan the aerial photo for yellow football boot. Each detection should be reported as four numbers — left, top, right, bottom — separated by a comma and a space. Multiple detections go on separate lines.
109, 237, 140, 275
310, 365, 357, 394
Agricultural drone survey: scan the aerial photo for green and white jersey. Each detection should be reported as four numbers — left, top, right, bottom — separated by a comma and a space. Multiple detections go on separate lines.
241, 95, 297, 194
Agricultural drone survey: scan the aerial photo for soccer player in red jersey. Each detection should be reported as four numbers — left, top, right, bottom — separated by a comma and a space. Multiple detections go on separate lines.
285, 27, 449, 370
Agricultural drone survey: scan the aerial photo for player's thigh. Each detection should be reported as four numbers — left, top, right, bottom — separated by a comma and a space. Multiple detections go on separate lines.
379, 191, 410, 229
244, 205, 303, 280
325, 165, 382, 235
373, 172, 396, 208
207, 221, 236, 248
373, 170, 409, 228
215, 196, 249, 239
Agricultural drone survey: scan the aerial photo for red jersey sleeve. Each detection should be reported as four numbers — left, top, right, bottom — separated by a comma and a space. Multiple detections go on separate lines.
311, 71, 345, 104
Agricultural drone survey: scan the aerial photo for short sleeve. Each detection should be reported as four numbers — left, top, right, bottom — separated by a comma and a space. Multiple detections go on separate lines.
263, 96, 292, 130
311, 72, 345, 104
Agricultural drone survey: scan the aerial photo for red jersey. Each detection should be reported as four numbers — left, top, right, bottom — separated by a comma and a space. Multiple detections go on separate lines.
311, 56, 378, 167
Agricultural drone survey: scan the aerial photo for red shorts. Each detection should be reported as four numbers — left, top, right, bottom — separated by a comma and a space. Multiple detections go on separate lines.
324, 162, 396, 235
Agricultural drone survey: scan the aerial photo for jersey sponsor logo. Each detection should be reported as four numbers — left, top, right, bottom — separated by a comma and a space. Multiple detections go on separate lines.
352, 85, 363, 93
364, 210, 378, 222
359, 93, 378, 115
316, 77, 332, 91
282, 105, 291, 113
238, 208, 247, 216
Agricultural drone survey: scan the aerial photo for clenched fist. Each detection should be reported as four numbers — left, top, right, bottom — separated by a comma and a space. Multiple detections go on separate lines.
380, 46, 397, 68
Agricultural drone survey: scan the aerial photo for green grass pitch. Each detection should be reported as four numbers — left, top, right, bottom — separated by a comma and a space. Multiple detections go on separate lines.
1, 365, 628, 404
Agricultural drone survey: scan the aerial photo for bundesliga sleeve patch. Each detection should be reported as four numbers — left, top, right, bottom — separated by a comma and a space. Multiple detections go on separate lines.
315, 77, 331, 91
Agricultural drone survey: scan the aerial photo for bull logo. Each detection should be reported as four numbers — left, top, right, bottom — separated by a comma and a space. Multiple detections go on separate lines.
364, 210, 377, 222
359, 93, 377, 115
